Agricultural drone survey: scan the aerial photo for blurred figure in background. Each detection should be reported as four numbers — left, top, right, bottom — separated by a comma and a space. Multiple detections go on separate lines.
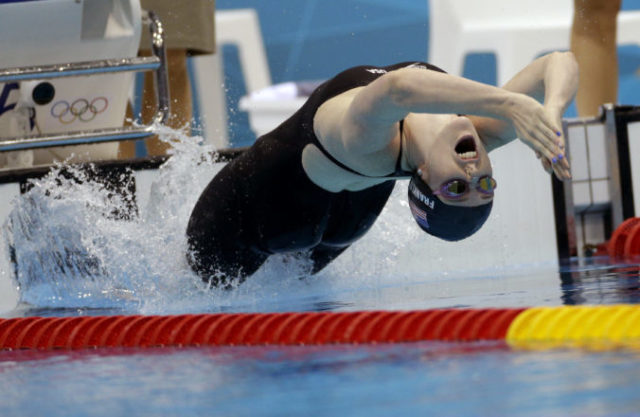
120, 0, 216, 158
571, 0, 622, 117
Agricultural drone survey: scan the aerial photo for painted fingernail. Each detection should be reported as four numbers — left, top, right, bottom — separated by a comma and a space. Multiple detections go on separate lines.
556, 131, 562, 137
557, 154, 564, 160
552, 157, 558, 164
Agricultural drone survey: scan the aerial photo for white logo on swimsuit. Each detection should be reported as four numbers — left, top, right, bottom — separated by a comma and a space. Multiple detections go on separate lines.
407, 63, 428, 70
365, 68, 387, 74
409, 183, 435, 209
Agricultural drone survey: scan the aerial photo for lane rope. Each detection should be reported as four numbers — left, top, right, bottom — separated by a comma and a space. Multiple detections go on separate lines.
506, 305, 640, 349
0, 305, 639, 351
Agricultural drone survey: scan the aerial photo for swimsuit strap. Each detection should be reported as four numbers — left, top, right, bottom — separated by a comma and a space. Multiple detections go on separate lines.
393, 119, 414, 178
314, 119, 413, 179
313, 138, 363, 176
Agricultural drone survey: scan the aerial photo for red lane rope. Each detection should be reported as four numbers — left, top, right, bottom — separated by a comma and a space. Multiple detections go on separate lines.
0, 308, 525, 351
608, 217, 640, 260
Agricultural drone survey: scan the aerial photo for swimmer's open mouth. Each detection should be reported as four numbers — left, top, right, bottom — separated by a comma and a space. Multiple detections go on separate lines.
455, 135, 478, 160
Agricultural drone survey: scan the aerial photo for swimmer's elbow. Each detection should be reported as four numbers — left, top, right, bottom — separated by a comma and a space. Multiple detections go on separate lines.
566, 52, 579, 76
557, 50, 577, 66
547, 51, 578, 74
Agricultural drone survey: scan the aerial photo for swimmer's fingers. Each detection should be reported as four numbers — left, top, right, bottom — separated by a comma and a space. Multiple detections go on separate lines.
542, 103, 572, 177
533, 113, 564, 157
536, 151, 553, 174
515, 122, 557, 159
552, 157, 571, 180
546, 128, 571, 179
536, 149, 571, 180
554, 132, 571, 174
518, 127, 559, 165
510, 95, 562, 158
536, 124, 571, 175
508, 94, 571, 179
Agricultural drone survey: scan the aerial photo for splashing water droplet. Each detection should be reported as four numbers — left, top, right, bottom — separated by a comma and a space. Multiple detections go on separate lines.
1, 122, 520, 316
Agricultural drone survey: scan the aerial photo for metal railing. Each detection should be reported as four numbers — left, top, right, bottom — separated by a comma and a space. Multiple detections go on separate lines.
555, 104, 638, 259
0, 10, 170, 153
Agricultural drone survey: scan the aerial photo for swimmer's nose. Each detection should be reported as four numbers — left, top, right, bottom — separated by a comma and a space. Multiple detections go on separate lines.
464, 163, 478, 177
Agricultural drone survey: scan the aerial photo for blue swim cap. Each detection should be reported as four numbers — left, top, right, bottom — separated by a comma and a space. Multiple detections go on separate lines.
407, 172, 492, 241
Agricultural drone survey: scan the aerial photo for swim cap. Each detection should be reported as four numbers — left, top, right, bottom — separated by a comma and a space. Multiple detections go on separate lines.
407, 172, 492, 241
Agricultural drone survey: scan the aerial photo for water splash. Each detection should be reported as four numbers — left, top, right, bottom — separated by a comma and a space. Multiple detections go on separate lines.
3, 126, 198, 312
0, 126, 343, 314
1, 124, 561, 316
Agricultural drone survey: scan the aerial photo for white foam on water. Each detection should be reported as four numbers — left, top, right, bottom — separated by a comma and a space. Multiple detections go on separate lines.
1, 125, 560, 315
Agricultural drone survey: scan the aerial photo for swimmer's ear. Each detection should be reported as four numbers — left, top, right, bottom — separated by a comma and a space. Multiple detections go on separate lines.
417, 164, 430, 183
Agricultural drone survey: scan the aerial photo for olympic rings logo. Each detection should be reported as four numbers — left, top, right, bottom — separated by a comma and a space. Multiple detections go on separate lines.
50, 97, 109, 124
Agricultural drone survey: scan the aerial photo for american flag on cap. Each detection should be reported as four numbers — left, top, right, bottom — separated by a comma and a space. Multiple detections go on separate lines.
409, 200, 429, 229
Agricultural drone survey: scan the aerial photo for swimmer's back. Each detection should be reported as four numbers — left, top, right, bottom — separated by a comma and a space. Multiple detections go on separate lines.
186, 61, 445, 279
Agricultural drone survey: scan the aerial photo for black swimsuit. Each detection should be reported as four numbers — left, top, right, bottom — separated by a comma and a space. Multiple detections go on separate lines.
186, 62, 445, 285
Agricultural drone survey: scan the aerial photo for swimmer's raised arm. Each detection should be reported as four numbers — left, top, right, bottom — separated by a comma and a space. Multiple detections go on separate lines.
319, 56, 568, 170
469, 51, 578, 179
340, 67, 542, 155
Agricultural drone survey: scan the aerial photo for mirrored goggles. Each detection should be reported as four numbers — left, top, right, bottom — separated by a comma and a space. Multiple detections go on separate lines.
432, 176, 497, 199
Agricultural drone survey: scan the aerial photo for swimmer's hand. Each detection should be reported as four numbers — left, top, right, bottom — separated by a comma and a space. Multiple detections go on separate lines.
537, 103, 571, 181
507, 94, 571, 181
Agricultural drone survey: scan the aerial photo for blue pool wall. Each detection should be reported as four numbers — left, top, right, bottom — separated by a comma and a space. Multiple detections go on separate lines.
197, 0, 640, 148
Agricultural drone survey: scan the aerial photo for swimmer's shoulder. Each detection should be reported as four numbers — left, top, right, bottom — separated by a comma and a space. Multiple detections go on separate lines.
312, 62, 445, 106
329, 62, 446, 83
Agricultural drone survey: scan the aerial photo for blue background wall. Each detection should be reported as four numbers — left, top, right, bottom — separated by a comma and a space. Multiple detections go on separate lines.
210, 0, 640, 147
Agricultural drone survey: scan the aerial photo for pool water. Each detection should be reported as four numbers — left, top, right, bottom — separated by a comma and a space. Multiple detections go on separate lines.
2, 128, 640, 416
0, 339, 639, 417
7, 256, 640, 318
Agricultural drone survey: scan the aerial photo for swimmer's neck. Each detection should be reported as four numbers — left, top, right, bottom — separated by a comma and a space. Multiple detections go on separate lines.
402, 113, 457, 170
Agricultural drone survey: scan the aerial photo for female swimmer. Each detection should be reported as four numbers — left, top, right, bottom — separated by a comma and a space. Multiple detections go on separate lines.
186, 51, 578, 286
